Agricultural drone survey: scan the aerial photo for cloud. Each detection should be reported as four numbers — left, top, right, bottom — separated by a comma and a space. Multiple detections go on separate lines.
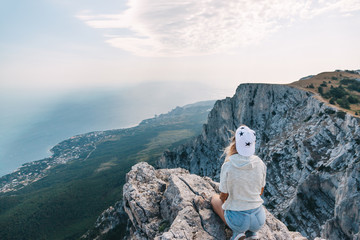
77, 0, 360, 57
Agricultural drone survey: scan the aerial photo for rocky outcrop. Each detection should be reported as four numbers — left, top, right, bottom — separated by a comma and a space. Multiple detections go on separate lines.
123, 162, 307, 240
158, 84, 360, 239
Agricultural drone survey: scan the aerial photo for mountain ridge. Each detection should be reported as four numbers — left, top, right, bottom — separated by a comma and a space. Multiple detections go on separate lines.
289, 70, 360, 116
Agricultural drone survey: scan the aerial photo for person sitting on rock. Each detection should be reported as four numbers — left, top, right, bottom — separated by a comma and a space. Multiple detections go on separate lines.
211, 125, 267, 240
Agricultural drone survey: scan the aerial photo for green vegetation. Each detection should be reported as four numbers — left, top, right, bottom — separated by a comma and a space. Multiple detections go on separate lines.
348, 95, 359, 104
318, 86, 323, 95
336, 111, 346, 120
317, 77, 360, 111
322, 85, 348, 99
320, 81, 327, 87
340, 79, 360, 92
158, 220, 171, 232
0, 103, 214, 240
324, 108, 336, 115
307, 83, 315, 89
336, 97, 350, 109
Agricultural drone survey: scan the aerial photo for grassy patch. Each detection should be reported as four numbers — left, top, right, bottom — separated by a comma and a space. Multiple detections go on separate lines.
290, 70, 360, 114
159, 220, 171, 232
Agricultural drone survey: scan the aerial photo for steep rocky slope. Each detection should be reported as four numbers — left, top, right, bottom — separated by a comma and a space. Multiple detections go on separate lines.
158, 83, 360, 239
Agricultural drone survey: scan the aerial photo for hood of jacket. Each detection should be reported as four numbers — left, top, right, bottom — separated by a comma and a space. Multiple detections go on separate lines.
228, 154, 259, 169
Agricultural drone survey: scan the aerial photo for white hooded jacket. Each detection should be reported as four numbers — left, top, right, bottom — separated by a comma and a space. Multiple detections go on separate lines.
219, 154, 267, 211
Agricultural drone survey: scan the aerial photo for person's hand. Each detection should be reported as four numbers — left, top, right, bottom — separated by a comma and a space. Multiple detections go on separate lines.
220, 192, 229, 203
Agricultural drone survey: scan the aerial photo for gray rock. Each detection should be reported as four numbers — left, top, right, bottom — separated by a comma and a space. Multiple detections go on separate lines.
123, 162, 307, 240
157, 84, 360, 239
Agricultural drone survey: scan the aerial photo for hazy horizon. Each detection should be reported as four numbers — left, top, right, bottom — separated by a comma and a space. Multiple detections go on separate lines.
0, 80, 225, 177
1, 0, 359, 175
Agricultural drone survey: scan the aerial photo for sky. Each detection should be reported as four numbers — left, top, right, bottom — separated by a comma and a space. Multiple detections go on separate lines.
1, 0, 359, 95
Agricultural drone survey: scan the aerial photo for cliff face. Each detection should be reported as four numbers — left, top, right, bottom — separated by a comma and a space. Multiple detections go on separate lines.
122, 162, 307, 240
158, 84, 360, 239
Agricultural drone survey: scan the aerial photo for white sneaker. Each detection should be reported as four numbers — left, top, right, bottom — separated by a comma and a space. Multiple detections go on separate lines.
233, 233, 246, 240
245, 235, 258, 240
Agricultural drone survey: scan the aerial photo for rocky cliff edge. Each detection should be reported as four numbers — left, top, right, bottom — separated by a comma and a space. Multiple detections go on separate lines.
122, 162, 308, 240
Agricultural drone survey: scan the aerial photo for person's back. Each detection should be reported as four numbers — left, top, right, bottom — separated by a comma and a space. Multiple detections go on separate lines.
211, 125, 267, 240
221, 154, 266, 211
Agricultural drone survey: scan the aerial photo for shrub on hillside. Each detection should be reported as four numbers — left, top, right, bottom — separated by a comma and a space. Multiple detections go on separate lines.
340, 79, 360, 92
322, 92, 331, 99
329, 86, 348, 98
348, 82, 360, 92
345, 70, 359, 74
340, 79, 355, 85
336, 111, 346, 120
325, 108, 336, 114
336, 97, 350, 109
348, 95, 359, 104
320, 81, 327, 87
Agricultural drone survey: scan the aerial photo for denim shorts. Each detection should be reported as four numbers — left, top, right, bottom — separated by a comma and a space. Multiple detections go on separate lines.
224, 205, 266, 239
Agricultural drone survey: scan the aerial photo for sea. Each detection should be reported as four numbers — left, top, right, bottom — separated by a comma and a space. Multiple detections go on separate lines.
0, 81, 227, 177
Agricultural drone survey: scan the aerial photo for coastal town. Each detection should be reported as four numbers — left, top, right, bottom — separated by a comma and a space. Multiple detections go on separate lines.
0, 131, 108, 193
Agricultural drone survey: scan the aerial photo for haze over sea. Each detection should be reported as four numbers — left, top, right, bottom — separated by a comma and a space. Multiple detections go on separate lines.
1, 0, 359, 177
0, 81, 227, 177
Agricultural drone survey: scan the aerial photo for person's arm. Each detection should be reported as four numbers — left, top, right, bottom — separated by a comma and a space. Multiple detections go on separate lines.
219, 163, 229, 201
260, 161, 266, 196
220, 192, 229, 203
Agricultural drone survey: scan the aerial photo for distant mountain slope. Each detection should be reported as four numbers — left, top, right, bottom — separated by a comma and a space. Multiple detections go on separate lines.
289, 70, 360, 115
0, 100, 215, 240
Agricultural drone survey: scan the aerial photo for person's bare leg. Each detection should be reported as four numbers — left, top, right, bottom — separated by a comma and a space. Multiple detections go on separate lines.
211, 194, 227, 224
